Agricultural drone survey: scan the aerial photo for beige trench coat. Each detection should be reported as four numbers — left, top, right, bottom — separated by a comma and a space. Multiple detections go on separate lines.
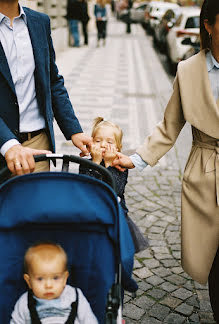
137, 50, 219, 285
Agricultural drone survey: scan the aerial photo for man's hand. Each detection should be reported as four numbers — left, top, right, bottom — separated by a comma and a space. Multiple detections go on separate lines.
112, 152, 135, 171
71, 133, 92, 157
5, 145, 52, 176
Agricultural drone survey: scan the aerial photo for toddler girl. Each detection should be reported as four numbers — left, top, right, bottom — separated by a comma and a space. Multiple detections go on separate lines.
79, 117, 148, 253
10, 241, 98, 324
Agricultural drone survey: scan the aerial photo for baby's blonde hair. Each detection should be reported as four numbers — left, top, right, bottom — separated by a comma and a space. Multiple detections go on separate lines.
91, 117, 123, 152
24, 241, 68, 274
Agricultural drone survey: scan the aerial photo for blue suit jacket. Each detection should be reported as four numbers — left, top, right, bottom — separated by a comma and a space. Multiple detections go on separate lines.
0, 7, 82, 165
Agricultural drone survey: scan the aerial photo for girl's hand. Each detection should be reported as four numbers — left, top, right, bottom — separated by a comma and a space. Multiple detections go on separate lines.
90, 144, 104, 164
103, 145, 117, 167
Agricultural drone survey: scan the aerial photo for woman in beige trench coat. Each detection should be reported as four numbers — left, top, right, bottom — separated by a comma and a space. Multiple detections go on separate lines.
113, 0, 219, 321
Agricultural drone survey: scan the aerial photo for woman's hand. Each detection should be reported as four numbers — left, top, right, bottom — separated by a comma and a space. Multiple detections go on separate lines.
90, 144, 104, 164
112, 152, 135, 171
103, 145, 117, 167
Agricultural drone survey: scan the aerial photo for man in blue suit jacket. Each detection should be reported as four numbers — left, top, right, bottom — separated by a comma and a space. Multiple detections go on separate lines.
0, 0, 91, 176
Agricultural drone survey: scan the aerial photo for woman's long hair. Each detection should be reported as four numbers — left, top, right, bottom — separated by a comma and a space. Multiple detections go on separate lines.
200, 0, 219, 50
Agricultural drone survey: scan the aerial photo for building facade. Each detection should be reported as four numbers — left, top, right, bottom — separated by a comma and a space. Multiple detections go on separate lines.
20, 0, 69, 52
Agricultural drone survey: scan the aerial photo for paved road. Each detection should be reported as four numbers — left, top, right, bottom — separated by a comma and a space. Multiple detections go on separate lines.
54, 14, 215, 324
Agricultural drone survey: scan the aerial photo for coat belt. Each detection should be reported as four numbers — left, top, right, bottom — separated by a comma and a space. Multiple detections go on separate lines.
193, 140, 219, 206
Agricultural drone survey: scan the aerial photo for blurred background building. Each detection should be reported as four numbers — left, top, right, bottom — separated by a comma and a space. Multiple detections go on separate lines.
20, 0, 68, 52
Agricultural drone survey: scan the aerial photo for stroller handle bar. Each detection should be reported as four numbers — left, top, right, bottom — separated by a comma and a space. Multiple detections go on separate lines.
0, 154, 116, 191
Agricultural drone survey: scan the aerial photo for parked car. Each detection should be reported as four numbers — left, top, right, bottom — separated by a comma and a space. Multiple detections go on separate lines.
182, 36, 200, 60
144, 1, 179, 34
130, 1, 149, 24
166, 6, 200, 69
154, 6, 182, 52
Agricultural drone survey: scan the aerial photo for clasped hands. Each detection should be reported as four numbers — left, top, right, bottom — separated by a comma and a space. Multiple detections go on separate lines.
91, 144, 117, 168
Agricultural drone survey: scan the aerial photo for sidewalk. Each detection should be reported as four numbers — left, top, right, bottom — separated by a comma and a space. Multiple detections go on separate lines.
54, 15, 215, 324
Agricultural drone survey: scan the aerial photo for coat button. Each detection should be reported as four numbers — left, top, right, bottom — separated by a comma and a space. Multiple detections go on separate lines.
15, 101, 18, 106
14, 129, 18, 135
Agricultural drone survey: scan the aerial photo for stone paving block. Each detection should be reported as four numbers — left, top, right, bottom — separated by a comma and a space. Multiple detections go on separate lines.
123, 303, 145, 320
171, 266, 184, 274
163, 313, 186, 323
146, 275, 165, 286
161, 259, 180, 268
136, 250, 152, 259
189, 312, 200, 323
159, 282, 178, 293
172, 288, 193, 300
175, 302, 194, 316
153, 253, 171, 260
140, 318, 162, 324
148, 303, 170, 321
152, 267, 172, 278
166, 274, 187, 286
186, 295, 199, 308
137, 281, 153, 292
142, 259, 160, 269
147, 288, 167, 300
160, 296, 182, 308
133, 295, 156, 309
133, 268, 153, 280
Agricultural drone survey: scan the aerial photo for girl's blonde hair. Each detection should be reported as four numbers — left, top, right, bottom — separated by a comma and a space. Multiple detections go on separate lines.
92, 117, 123, 152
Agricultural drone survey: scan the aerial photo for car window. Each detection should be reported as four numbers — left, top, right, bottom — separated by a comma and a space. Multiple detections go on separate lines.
185, 16, 200, 28
137, 4, 147, 10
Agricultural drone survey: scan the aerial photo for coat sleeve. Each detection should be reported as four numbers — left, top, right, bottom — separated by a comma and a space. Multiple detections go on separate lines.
45, 16, 83, 139
136, 74, 186, 166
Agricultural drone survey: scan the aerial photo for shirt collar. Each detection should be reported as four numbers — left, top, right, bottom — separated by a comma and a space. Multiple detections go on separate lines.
206, 50, 219, 71
0, 3, 27, 25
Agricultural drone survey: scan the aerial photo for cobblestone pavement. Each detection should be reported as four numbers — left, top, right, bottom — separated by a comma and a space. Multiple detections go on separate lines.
54, 13, 216, 324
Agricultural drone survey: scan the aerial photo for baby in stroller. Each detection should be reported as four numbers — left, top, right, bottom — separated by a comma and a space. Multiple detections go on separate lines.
79, 117, 149, 253
10, 241, 98, 324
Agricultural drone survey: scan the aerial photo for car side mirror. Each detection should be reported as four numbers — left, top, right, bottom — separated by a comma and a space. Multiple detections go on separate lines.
182, 37, 192, 45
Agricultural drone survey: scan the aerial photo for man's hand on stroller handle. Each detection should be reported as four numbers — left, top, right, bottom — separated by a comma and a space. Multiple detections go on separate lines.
5, 145, 51, 176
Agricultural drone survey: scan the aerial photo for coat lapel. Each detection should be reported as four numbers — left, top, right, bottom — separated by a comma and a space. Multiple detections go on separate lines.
179, 50, 219, 139
24, 8, 46, 75
0, 42, 16, 95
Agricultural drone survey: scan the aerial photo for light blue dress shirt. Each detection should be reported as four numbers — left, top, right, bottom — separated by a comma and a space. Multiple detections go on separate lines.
131, 51, 219, 171
0, 4, 45, 156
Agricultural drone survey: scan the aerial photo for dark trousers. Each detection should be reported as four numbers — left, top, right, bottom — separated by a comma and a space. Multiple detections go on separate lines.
96, 20, 107, 40
208, 247, 219, 323
82, 22, 88, 45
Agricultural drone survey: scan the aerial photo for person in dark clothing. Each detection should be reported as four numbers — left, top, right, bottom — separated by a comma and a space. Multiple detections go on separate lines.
79, 117, 149, 253
80, 0, 90, 45
66, 0, 82, 47
126, 0, 132, 34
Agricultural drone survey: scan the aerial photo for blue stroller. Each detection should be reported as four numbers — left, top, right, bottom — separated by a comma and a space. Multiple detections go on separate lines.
0, 155, 137, 324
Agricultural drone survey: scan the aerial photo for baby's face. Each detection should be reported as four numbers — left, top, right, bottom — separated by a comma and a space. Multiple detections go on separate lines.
24, 255, 68, 300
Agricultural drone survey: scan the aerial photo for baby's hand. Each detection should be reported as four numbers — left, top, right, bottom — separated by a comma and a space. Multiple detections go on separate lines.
91, 144, 104, 164
103, 145, 117, 167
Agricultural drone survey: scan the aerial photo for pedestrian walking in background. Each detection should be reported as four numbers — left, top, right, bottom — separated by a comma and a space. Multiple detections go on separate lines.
79, 117, 149, 253
113, 0, 219, 321
94, 0, 107, 47
126, 0, 132, 34
0, 0, 91, 176
80, 0, 90, 46
66, 0, 82, 47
